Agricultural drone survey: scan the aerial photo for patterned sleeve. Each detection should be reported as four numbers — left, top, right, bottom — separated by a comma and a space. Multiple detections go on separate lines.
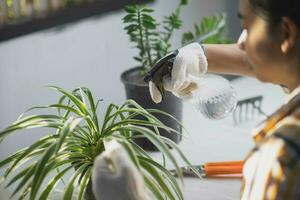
241, 124, 300, 200
269, 125, 300, 200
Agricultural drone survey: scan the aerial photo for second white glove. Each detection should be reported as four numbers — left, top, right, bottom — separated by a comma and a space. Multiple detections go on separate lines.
92, 140, 151, 200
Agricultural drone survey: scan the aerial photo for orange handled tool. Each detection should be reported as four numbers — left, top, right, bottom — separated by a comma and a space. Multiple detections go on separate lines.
170, 160, 244, 178
204, 160, 244, 177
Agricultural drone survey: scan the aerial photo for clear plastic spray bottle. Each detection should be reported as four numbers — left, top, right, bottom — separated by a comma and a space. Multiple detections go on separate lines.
188, 74, 237, 120
144, 50, 237, 120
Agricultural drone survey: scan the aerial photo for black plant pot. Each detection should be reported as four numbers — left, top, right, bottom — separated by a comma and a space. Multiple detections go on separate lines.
121, 67, 183, 151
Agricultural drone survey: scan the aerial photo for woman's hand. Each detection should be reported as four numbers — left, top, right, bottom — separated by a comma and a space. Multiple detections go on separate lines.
149, 42, 208, 103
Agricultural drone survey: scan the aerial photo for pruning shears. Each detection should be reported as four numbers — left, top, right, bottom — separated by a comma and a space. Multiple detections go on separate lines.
143, 50, 179, 98
170, 160, 244, 178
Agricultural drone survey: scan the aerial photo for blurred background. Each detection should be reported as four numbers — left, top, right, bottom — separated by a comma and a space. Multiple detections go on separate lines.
0, 0, 240, 197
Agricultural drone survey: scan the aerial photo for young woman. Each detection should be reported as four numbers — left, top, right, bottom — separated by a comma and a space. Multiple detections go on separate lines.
93, 0, 300, 199
149, 0, 300, 199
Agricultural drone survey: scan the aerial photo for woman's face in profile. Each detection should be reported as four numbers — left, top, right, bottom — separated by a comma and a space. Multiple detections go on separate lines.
238, 0, 290, 86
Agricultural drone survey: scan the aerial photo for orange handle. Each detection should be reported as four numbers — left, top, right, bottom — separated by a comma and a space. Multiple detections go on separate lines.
205, 160, 244, 167
204, 164, 243, 176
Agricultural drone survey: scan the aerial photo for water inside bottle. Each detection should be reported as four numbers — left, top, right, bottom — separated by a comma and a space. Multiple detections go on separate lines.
190, 74, 237, 120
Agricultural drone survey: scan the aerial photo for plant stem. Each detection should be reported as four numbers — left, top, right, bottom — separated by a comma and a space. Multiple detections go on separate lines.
145, 29, 153, 69
137, 8, 147, 67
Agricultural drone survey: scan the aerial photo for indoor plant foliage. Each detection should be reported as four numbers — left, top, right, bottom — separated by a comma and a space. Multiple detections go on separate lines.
123, 1, 230, 75
121, 0, 231, 149
0, 86, 197, 200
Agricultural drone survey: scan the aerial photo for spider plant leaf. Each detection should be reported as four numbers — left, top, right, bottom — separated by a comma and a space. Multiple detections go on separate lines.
76, 87, 100, 132
48, 104, 85, 116
75, 126, 94, 142
0, 115, 62, 138
30, 144, 57, 199
128, 140, 152, 159
115, 125, 183, 179
63, 164, 89, 200
4, 148, 48, 181
103, 119, 164, 136
30, 157, 72, 199
101, 103, 119, 132
0, 149, 25, 169
77, 168, 92, 200
10, 163, 36, 198
144, 173, 165, 200
140, 159, 177, 200
4, 135, 55, 178
55, 117, 82, 153
39, 166, 73, 200
18, 184, 31, 200
4, 164, 33, 188
138, 156, 183, 200
146, 108, 186, 132
17, 104, 84, 120
48, 86, 90, 116
107, 108, 164, 127
160, 137, 202, 179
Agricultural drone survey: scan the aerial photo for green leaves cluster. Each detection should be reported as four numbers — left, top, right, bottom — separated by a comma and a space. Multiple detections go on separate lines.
0, 86, 199, 200
181, 13, 232, 45
123, 1, 232, 74
123, 0, 188, 74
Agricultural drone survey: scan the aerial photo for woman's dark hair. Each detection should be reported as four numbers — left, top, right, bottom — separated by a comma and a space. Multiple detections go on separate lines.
248, 0, 300, 27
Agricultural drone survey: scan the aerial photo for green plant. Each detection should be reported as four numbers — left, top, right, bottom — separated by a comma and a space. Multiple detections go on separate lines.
123, 1, 231, 75
123, 0, 188, 74
0, 86, 198, 200
181, 13, 232, 45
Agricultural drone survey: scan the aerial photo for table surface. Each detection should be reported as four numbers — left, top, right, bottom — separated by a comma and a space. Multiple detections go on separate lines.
164, 77, 286, 200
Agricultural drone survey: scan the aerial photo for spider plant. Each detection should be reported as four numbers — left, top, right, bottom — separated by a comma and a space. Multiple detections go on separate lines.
0, 86, 199, 200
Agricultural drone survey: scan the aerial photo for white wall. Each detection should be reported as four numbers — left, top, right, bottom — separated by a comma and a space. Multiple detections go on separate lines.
0, 0, 240, 196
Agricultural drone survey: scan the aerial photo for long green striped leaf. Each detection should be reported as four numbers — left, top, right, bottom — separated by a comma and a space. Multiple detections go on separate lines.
10, 163, 36, 198
30, 144, 57, 199
77, 168, 92, 200
114, 125, 183, 180
140, 159, 177, 200
39, 166, 73, 200
138, 156, 183, 200
4, 135, 55, 178
48, 86, 89, 116
161, 137, 202, 179
144, 173, 165, 200
73, 87, 100, 132
63, 164, 89, 200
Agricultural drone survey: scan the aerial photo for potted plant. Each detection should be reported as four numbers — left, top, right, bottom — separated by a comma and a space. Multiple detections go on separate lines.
0, 86, 198, 200
121, 0, 232, 150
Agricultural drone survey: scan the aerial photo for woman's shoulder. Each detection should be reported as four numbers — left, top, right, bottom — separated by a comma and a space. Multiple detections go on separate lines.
268, 121, 300, 165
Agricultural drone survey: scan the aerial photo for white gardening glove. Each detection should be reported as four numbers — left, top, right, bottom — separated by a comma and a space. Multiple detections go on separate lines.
92, 140, 151, 200
149, 42, 208, 103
